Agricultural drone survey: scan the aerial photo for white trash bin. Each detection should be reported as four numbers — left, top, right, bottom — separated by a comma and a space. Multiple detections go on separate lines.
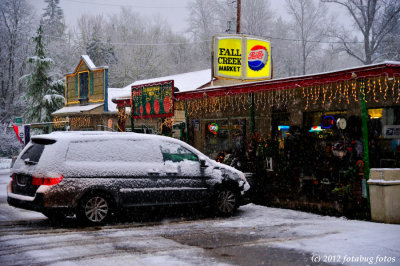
368, 168, 400, 224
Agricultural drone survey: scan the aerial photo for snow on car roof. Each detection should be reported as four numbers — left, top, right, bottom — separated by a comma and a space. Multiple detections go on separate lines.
32, 131, 186, 144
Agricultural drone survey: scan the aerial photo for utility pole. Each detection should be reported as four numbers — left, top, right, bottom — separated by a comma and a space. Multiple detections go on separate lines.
236, 0, 241, 34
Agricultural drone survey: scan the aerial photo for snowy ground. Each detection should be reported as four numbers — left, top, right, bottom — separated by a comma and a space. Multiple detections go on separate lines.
1, 158, 400, 265
0, 158, 45, 222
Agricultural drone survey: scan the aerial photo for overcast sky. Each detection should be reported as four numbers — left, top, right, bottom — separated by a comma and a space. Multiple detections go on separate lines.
31, 0, 289, 33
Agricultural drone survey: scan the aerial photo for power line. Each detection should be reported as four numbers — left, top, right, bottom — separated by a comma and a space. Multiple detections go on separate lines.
43, 33, 211, 46
63, 0, 186, 9
41, 32, 399, 47
258, 34, 398, 45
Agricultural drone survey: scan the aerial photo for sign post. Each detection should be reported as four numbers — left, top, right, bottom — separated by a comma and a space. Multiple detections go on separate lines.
360, 80, 370, 207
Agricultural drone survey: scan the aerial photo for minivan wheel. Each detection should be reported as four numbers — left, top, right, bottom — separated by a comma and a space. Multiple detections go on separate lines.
77, 193, 113, 225
214, 188, 238, 216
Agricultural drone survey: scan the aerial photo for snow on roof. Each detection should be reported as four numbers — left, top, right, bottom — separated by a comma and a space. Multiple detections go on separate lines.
66, 55, 109, 76
52, 103, 103, 115
127, 69, 211, 92
108, 87, 131, 113
81, 55, 96, 69
108, 69, 211, 112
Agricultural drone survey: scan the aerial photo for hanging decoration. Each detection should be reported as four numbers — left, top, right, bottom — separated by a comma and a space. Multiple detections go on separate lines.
208, 123, 219, 135
117, 106, 127, 132
177, 76, 399, 115
160, 117, 174, 132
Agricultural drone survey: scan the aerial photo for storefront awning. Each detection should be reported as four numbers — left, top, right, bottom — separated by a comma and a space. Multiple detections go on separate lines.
52, 103, 104, 115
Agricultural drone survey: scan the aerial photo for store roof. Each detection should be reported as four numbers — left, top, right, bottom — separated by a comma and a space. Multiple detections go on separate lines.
175, 61, 400, 100
52, 103, 104, 115
109, 69, 211, 112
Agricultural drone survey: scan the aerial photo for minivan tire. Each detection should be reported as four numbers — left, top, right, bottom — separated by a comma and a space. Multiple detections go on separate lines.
76, 192, 114, 225
214, 188, 238, 216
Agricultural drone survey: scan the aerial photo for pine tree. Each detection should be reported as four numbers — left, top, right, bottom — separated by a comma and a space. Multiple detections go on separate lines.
86, 33, 117, 66
42, 0, 65, 38
23, 23, 65, 123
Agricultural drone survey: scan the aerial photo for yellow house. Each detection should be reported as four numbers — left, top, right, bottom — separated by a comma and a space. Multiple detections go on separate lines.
52, 55, 115, 130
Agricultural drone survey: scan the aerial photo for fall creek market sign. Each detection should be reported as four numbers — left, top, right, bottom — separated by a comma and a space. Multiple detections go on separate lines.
131, 80, 174, 119
213, 35, 271, 80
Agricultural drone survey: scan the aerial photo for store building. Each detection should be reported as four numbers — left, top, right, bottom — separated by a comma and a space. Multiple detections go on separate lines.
173, 61, 400, 217
112, 59, 400, 217
112, 61, 400, 167
172, 62, 400, 168
111, 69, 211, 136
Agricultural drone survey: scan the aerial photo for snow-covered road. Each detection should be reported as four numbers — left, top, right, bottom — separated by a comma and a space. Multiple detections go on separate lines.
1, 158, 399, 265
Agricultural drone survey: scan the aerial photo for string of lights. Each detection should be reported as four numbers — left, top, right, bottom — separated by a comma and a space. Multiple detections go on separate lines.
179, 76, 400, 115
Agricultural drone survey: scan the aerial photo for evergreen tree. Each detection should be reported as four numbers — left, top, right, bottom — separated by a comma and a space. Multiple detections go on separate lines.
86, 33, 117, 66
23, 23, 65, 123
42, 0, 65, 38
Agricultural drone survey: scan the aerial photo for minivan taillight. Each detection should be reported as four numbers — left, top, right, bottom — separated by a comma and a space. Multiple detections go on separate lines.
32, 174, 63, 186
10, 173, 15, 182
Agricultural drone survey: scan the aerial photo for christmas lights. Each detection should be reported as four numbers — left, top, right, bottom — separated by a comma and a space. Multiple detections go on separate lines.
70, 116, 91, 128
178, 76, 398, 117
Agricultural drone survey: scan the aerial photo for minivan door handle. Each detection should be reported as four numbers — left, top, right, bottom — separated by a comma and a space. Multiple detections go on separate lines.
147, 171, 160, 176
166, 172, 178, 176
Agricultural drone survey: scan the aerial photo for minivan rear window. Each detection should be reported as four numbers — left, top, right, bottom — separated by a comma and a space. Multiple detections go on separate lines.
21, 144, 45, 163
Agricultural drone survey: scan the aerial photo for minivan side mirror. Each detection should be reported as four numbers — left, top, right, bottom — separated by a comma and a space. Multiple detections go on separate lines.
199, 157, 207, 168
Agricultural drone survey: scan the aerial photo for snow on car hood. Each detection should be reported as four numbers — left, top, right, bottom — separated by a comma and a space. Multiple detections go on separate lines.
211, 160, 250, 193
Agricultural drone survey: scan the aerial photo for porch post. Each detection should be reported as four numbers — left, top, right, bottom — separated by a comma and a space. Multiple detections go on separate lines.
185, 101, 189, 143
250, 93, 255, 143
360, 80, 371, 207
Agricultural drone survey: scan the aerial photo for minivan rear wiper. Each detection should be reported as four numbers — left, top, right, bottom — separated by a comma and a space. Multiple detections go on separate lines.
24, 159, 37, 165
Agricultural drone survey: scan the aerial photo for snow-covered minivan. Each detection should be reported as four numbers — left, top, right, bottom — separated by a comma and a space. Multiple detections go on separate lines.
8, 131, 250, 224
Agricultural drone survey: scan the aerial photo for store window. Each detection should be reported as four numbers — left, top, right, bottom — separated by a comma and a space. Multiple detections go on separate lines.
271, 110, 290, 141
368, 107, 400, 168
205, 120, 229, 158
303, 111, 346, 131
368, 107, 400, 138
231, 119, 246, 152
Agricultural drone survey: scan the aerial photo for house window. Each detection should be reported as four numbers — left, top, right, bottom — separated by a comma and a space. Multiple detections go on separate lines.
79, 72, 89, 101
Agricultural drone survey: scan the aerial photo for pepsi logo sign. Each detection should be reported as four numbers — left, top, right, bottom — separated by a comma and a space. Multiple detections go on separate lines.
321, 116, 335, 129
248, 45, 268, 71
